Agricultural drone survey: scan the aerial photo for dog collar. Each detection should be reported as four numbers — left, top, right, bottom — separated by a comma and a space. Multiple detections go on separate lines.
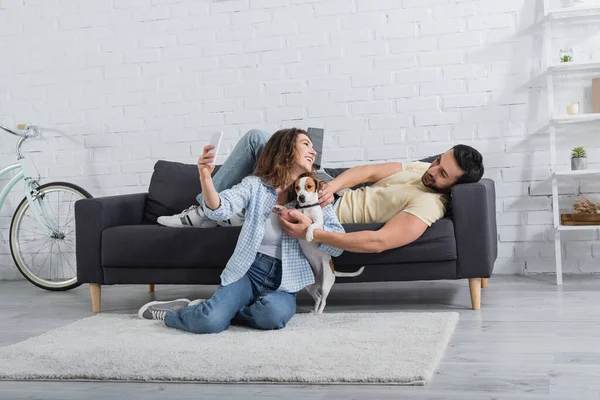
296, 202, 320, 210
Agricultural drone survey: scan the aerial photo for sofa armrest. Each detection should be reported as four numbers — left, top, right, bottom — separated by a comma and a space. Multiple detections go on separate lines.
75, 193, 148, 284
451, 179, 497, 279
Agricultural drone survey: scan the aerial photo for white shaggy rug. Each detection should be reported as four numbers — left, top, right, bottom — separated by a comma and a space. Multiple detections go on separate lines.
0, 312, 458, 385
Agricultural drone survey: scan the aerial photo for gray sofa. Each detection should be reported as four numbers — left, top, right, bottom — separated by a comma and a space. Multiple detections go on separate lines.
75, 160, 497, 312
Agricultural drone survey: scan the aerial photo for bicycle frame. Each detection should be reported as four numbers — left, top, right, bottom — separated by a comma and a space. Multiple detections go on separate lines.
0, 157, 58, 237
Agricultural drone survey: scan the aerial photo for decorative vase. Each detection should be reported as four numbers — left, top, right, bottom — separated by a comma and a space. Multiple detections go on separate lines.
571, 158, 588, 170
559, 48, 574, 63
567, 102, 580, 115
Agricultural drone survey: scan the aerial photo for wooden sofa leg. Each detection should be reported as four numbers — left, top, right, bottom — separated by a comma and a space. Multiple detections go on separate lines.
148, 284, 155, 293
90, 284, 101, 313
468, 278, 481, 310
481, 278, 489, 288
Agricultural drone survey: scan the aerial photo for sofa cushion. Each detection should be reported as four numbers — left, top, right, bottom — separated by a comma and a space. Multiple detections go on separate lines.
102, 217, 456, 269
334, 217, 456, 267
143, 161, 220, 224
103, 225, 240, 269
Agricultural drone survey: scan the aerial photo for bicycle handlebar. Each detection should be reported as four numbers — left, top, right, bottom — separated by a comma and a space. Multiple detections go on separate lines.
0, 123, 38, 138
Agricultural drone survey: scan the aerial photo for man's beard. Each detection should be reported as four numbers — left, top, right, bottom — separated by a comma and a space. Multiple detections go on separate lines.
422, 172, 444, 193
422, 172, 435, 189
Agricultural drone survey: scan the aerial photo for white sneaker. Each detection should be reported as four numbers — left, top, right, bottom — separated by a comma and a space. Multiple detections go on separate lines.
189, 298, 207, 306
216, 211, 246, 227
157, 205, 217, 228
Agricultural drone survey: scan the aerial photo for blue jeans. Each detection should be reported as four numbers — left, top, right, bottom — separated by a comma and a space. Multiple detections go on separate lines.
196, 129, 270, 205
164, 253, 297, 334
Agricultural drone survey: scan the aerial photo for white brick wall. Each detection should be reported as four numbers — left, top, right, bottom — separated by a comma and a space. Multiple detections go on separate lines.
0, 0, 598, 280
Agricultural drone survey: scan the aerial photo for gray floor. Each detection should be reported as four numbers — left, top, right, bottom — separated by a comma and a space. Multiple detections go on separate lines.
1, 275, 599, 399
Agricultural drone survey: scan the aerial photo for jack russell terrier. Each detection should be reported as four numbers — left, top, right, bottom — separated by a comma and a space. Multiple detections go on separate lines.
273, 175, 362, 314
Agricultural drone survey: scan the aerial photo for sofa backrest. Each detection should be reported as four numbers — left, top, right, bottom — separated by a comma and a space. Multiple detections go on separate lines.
143, 160, 220, 224
143, 156, 441, 224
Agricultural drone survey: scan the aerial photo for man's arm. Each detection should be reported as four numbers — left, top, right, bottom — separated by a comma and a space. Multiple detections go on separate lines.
280, 209, 428, 253
328, 162, 403, 192
312, 211, 427, 253
318, 162, 404, 206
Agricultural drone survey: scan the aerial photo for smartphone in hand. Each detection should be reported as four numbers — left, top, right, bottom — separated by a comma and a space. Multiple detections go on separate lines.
208, 131, 223, 165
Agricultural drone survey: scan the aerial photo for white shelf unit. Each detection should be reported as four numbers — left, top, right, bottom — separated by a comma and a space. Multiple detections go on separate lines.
558, 225, 600, 231
548, 61, 600, 73
547, 5, 600, 19
554, 168, 600, 177
551, 113, 600, 124
543, 0, 600, 285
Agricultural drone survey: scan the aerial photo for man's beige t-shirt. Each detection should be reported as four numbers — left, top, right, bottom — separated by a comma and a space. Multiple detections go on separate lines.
335, 161, 449, 226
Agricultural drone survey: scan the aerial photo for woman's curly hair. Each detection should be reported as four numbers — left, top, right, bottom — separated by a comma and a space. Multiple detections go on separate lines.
254, 127, 311, 193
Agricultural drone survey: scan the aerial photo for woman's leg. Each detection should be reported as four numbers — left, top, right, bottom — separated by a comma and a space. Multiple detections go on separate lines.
232, 291, 297, 330
162, 253, 279, 333
164, 275, 254, 334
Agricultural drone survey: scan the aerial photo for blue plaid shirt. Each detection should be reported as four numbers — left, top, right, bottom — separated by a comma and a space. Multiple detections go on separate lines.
199, 176, 344, 293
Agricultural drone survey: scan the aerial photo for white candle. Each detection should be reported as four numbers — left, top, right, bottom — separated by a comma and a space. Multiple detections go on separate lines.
567, 103, 579, 115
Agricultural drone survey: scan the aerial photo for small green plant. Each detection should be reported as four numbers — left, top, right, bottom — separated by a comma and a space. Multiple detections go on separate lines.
571, 146, 587, 159
560, 55, 573, 63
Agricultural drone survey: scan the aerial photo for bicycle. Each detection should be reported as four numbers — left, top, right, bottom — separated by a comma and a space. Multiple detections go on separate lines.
0, 123, 92, 291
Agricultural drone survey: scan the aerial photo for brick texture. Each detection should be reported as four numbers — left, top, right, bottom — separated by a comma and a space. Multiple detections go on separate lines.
0, 0, 592, 279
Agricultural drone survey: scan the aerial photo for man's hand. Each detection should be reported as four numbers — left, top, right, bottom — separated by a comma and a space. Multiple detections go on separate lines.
278, 209, 313, 240
318, 181, 339, 207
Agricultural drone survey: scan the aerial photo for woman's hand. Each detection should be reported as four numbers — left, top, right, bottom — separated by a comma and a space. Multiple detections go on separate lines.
198, 145, 216, 178
197, 145, 221, 210
318, 180, 339, 207
279, 209, 313, 240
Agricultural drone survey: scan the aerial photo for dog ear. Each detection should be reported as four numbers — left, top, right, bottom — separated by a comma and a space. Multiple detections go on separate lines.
307, 171, 323, 192
317, 179, 326, 192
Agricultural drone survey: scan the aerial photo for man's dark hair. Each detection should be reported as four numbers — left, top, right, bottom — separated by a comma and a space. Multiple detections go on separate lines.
453, 144, 484, 185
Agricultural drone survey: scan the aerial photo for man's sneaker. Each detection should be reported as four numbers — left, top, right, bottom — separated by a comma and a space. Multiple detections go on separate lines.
216, 211, 246, 227
157, 205, 217, 228
138, 298, 190, 320
188, 298, 207, 306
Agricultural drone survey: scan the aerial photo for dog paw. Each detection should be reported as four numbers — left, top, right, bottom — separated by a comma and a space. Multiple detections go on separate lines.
272, 205, 285, 214
305, 230, 314, 242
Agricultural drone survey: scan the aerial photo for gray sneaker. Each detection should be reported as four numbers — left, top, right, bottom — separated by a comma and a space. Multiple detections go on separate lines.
138, 298, 190, 320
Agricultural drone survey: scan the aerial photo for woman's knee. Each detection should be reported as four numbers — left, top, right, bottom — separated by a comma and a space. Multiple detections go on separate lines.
244, 129, 270, 148
252, 296, 296, 330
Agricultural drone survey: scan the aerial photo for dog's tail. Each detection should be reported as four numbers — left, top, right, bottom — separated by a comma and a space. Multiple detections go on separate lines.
334, 266, 365, 278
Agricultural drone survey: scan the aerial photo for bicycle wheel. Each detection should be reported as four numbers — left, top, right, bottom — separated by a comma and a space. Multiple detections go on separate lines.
9, 182, 93, 291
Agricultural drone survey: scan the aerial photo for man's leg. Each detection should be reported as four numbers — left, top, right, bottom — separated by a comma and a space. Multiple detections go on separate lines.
157, 129, 270, 228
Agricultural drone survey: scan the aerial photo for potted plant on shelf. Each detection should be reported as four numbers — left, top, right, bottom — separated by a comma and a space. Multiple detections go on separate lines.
559, 48, 573, 63
571, 146, 588, 170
